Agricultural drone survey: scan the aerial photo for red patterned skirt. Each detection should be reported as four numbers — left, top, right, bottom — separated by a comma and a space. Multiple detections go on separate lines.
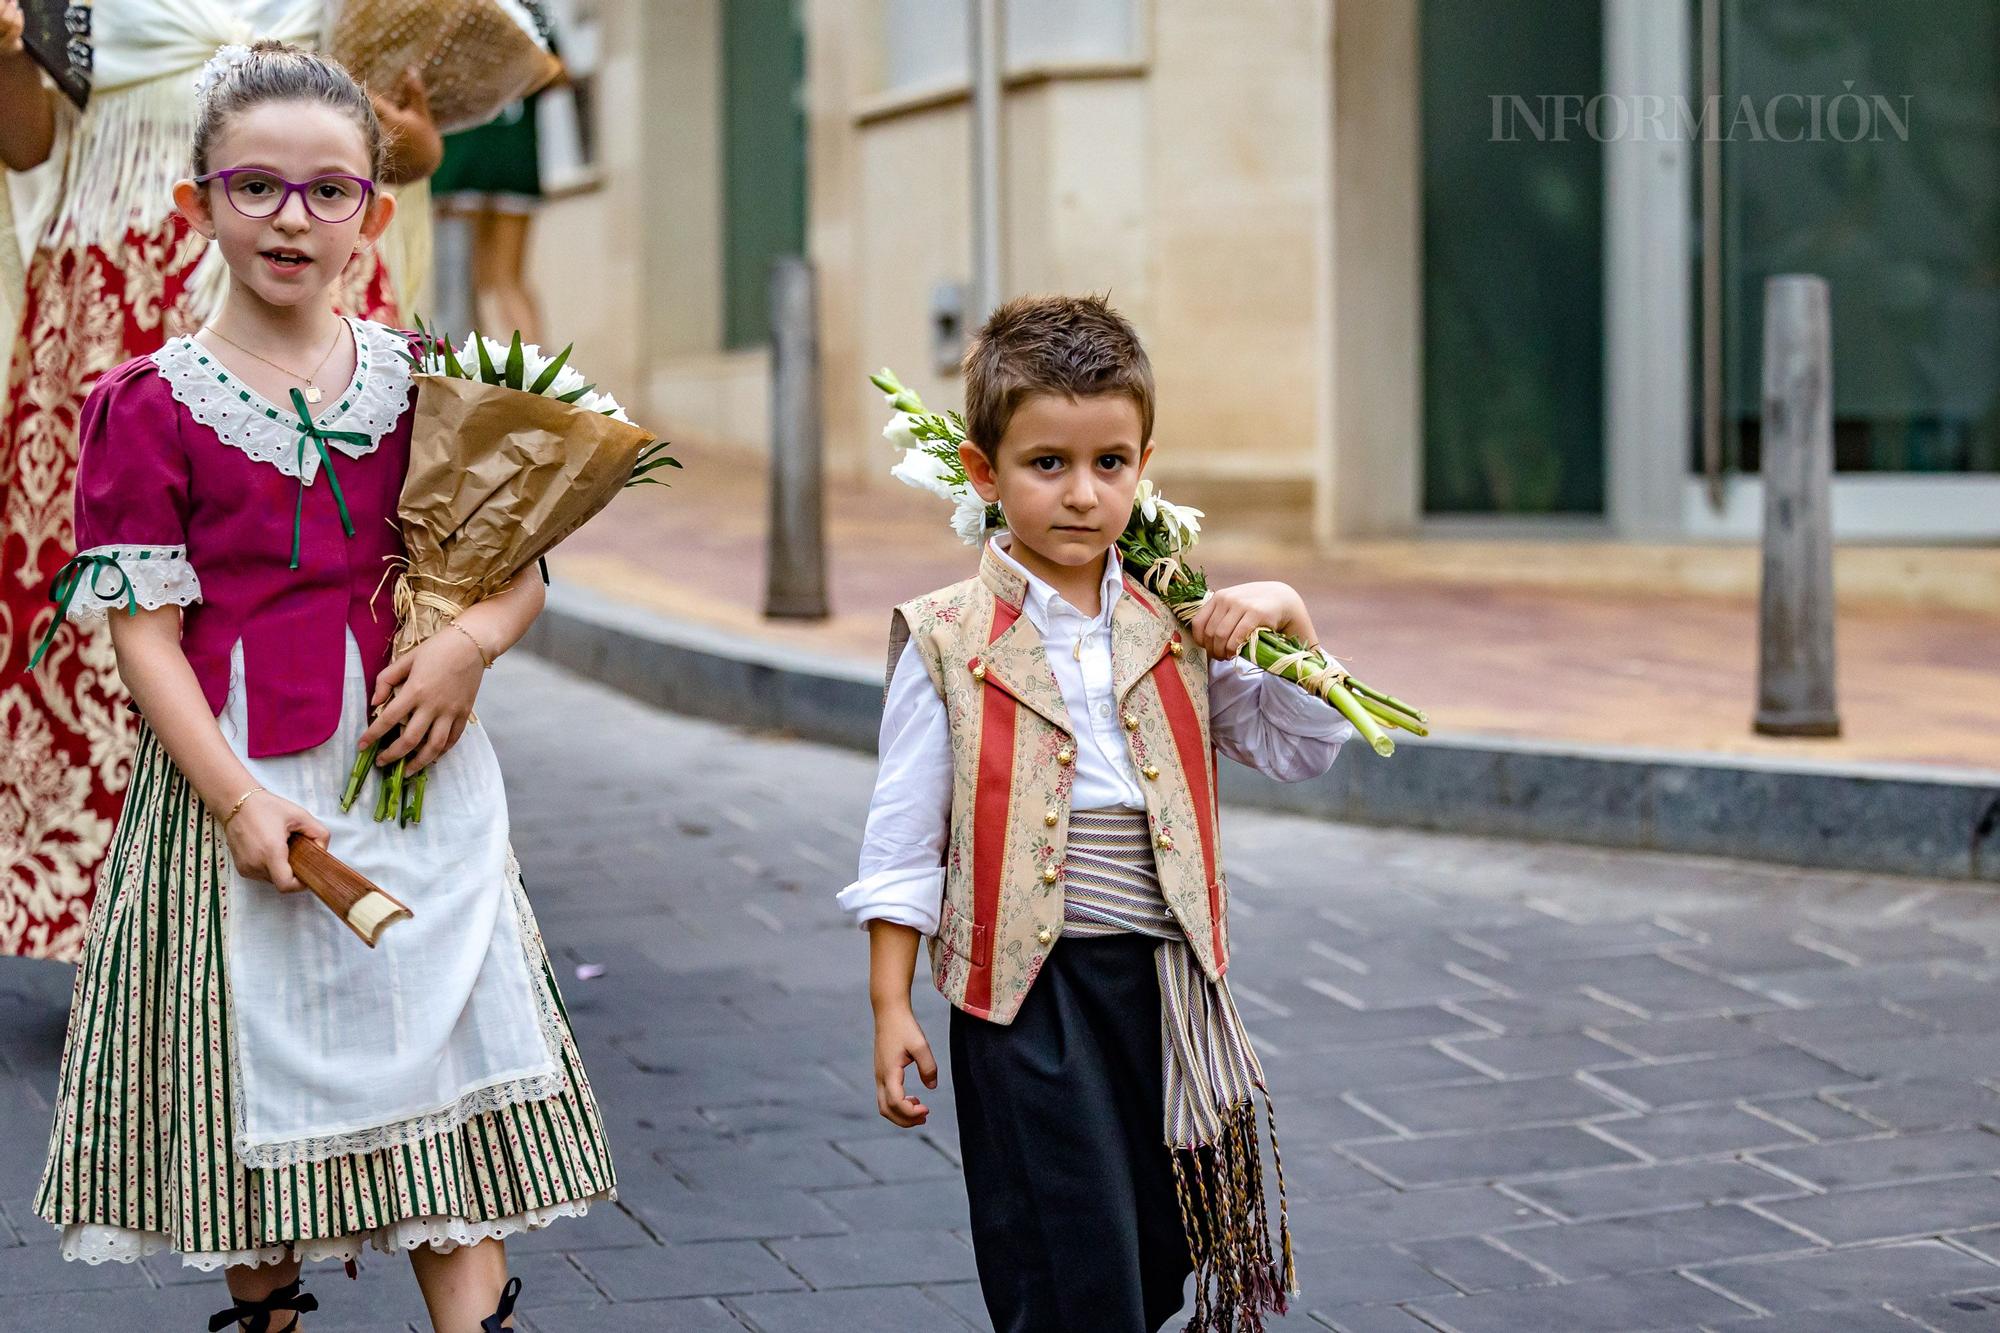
0, 215, 395, 960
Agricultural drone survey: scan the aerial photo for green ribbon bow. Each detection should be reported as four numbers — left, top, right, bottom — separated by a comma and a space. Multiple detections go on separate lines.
286, 387, 365, 570
27, 552, 138, 670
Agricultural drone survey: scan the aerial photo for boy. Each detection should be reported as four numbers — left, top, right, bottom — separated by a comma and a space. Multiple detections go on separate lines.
838, 295, 1352, 1332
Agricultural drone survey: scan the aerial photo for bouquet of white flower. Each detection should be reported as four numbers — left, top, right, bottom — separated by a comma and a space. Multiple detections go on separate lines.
341, 323, 679, 824
871, 368, 1425, 756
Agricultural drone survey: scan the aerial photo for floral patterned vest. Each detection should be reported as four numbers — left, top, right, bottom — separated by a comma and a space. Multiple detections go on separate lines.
890, 544, 1230, 1025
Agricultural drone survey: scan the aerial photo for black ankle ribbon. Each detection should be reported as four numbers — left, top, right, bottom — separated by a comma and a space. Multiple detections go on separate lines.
208, 1278, 318, 1332
481, 1276, 523, 1332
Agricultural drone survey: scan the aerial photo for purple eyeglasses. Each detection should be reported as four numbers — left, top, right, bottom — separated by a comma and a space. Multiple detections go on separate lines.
194, 168, 377, 224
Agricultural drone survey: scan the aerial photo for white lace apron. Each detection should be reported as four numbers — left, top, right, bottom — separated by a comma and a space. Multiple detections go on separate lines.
217, 630, 561, 1168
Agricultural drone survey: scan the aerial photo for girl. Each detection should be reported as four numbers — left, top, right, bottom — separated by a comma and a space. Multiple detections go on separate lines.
32, 43, 613, 1332
0, 0, 438, 963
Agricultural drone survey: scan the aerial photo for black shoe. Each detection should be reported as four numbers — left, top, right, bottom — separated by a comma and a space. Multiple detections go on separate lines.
209, 1277, 318, 1332
481, 1276, 523, 1332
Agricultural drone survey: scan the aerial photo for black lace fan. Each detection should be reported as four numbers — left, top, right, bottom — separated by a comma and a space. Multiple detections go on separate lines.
21, 0, 91, 110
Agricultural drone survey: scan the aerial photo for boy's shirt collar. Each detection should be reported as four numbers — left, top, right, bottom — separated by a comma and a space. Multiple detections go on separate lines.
987, 535, 1123, 634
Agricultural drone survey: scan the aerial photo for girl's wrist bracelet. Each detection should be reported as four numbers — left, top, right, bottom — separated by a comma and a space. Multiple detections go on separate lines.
447, 620, 495, 670
221, 785, 267, 828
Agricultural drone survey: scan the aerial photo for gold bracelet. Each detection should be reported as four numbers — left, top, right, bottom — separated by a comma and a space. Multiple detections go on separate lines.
221, 785, 267, 828
448, 619, 495, 670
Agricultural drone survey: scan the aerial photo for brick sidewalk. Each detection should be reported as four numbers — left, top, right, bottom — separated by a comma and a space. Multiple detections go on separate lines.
7, 658, 2000, 1328
553, 441, 2000, 773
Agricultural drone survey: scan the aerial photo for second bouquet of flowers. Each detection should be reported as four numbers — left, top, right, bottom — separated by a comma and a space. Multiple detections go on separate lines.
872, 367, 1426, 756
343, 325, 680, 824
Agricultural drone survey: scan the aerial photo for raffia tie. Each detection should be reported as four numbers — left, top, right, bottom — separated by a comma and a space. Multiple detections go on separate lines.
373, 557, 481, 658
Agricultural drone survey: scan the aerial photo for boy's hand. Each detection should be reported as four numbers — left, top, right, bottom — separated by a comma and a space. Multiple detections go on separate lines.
1189, 581, 1319, 661
873, 1005, 938, 1127
358, 627, 486, 775
225, 792, 329, 892
1, 1, 25, 58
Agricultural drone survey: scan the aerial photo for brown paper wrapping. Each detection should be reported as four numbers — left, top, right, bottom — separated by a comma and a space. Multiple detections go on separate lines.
392, 374, 652, 656
328, 0, 562, 134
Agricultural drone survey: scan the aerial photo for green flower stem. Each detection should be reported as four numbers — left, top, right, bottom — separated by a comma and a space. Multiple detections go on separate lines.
1243, 628, 1395, 757
385, 760, 404, 826
373, 763, 394, 821
1360, 696, 1428, 737
408, 770, 429, 825
341, 739, 381, 812
1347, 678, 1426, 726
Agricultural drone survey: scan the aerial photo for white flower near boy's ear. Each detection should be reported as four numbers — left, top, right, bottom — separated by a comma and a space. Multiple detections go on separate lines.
891, 448, 958, 501
1158, 496, 1204, 544
951, 491, 994, 545
1135, 478, 1161, 523
883, 412, 922, 452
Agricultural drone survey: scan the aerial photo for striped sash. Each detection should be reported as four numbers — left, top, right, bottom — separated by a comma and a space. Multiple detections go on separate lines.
1063, 810, 1296, 1327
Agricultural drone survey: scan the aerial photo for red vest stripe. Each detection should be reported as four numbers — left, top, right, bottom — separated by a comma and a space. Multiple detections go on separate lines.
1150, 654, 1226, 968
964, 598, 1022, 1017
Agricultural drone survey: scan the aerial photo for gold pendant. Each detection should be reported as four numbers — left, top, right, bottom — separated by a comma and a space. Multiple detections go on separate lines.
304, 385, 324, 405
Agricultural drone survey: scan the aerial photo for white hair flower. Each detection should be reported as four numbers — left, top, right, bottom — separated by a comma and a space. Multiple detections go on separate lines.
951, 492, 996, 545
883, 412, 922, 452
193, 44, 255, 104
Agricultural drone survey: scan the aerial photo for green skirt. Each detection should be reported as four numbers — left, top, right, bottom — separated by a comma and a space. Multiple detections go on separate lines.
34, 727, 615, 1270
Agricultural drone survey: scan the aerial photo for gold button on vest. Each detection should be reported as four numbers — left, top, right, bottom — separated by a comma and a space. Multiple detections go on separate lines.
1041, 865, 1059, 884
1056, 747, 1075, 766
1156, 833, 1174, 850
1044, 809, 1059, 827
970, 662, 986, 680
1036, 926, 1053, 946
1142, 763, 1160, 780
1122, 712, 1139, 731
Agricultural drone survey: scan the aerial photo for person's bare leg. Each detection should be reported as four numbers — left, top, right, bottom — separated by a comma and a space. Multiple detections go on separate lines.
410, 1238, 513, 1332
220, 1252, 307, 1330
469, 210, 505, 335
484, 212, 542, 347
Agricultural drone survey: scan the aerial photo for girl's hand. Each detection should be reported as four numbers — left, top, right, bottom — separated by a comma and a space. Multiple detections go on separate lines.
873, 1005, 938, 1128
1189, 581, 1319, 661
358, 628, 486, 775
1, 0, 26, 58
225, 792, 329, 892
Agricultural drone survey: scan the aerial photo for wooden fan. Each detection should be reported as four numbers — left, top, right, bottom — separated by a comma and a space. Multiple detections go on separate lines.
287, 834, 413, 947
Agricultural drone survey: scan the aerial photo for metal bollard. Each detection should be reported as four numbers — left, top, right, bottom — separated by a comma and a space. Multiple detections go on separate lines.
1753, 274, 1839, 737
764, 256, 829, 620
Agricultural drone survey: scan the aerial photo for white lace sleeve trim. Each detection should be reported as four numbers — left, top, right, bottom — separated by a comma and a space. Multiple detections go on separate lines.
57, 1193, 614, 1272
151, 318, 413, 484
64, 545, 201, 624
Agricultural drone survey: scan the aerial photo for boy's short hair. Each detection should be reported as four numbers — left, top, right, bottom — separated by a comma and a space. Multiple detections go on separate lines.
962, 294, 1155, 453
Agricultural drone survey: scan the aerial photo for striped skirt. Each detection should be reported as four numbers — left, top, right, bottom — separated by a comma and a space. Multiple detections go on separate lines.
1064, 810, 1296, 1330
33, 727, 615, 1271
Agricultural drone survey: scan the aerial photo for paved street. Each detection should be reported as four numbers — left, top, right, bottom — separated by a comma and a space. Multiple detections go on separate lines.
6, 655, 2000, 1330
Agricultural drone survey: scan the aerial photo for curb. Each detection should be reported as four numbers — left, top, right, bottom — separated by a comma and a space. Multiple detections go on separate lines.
523, 586, 2000, 884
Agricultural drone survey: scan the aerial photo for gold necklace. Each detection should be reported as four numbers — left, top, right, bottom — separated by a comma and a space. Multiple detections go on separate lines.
200, 322, 346, 406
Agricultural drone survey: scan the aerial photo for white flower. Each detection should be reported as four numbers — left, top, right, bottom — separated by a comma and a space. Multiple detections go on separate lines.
576, 388, 633, 424
883, 412, 922, 452
442, 333, 631, 421
1158, 496, 1204, 544
891, 448, 958, 501
951, 492, 995, 545
1135, 479, 1160, 522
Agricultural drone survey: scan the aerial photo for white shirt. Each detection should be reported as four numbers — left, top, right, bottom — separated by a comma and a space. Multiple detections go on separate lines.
836, 539, 1354, 934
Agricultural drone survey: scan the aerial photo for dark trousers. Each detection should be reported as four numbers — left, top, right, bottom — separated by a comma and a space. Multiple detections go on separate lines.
951, 934, 1194, 1332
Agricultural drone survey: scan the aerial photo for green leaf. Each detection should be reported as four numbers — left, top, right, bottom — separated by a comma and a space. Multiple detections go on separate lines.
527, 342, 574, 395
474, 332, 498, 384
440, 332, 467, 379
505, 332, 526, 390
556, 383, 597, 404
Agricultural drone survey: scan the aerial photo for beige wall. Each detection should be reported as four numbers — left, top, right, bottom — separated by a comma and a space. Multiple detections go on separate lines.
530, 0, 1428, 539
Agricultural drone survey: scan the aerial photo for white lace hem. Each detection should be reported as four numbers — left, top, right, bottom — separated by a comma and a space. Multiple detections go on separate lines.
63, 545, 202, 624
227, 854, 573, 1170
57, 1193, 614, 1272
151, 318, 412, 483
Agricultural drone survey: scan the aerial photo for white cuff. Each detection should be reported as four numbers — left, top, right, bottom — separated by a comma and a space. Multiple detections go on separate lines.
835, 866, 945, 935
64, 545, 202, 624
1257, 666, 1357, 741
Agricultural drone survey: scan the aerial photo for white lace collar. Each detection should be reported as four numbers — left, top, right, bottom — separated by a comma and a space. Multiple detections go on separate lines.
153, 318, 413, 484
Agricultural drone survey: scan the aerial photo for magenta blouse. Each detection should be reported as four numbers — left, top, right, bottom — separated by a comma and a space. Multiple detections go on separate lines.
55, 319, 418, 758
